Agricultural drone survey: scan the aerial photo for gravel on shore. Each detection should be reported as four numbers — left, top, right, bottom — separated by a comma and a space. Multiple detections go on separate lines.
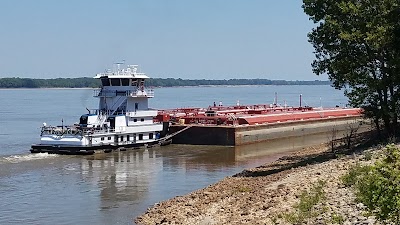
135, 144, 384, 225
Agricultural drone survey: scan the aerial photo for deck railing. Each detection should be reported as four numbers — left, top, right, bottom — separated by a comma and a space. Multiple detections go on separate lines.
40, 125, 116, 136
93, 89, 154, 97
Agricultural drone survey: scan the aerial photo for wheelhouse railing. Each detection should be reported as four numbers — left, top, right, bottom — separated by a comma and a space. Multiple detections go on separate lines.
93, 89, 154, 98
40, 125, 117, 136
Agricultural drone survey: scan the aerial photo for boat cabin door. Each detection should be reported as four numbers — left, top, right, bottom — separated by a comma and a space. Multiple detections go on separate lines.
108, 117, 115, 129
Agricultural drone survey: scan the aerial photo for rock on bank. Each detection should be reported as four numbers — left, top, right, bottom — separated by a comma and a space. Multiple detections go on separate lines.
135, 144, 383, 225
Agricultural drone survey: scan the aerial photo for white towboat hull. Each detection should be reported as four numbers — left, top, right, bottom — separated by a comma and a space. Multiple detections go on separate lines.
31, 64, 167, 155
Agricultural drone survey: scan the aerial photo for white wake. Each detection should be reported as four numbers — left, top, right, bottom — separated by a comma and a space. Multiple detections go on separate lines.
3, 153, 58, 163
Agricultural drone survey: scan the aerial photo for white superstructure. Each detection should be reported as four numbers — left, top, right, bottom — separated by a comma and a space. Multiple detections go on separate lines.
32, 64, 163, 154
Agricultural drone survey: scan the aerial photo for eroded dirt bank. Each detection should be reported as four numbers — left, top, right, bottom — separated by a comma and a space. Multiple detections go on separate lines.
136, 144, 382, 225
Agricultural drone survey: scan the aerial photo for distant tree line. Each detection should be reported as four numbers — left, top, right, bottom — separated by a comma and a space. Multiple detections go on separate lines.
0, 77, 100, 88
146, 78, 331, 87
0, 77, 330, 88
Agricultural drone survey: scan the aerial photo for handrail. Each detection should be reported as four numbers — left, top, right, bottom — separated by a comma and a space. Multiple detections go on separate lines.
94, 89, 154, 97
109, 96, 125, 110
98, 98, 127, 126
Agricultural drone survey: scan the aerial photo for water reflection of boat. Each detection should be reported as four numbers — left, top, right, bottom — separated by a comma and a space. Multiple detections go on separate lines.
80, 149, 159, 210
31, 64, 163, 155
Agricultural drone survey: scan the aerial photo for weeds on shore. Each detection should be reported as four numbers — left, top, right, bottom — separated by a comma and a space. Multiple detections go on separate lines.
363, 151, 373, 161
341, 163, 371, 187
234, 186, 251, 193
331, 212, 345, 224
279, 180, 326, 224
341, 144, 400, 224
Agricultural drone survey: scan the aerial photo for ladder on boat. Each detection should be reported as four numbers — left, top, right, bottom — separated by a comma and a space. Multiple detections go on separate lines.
96, 99, 127, 126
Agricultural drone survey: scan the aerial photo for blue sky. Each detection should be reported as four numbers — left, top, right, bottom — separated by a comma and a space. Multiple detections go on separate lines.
0, 0, 322, 80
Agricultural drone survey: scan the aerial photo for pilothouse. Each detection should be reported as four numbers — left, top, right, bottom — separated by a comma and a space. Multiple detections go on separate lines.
31, 64, 164, 154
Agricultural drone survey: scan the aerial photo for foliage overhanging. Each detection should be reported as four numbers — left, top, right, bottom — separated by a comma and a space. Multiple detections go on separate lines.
303, 0, 400, 136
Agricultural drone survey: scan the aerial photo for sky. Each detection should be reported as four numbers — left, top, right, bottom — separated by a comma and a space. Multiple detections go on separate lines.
0, 0, 323, 80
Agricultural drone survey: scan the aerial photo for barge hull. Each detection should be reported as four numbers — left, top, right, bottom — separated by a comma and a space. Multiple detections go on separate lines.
169, 116, 367, 146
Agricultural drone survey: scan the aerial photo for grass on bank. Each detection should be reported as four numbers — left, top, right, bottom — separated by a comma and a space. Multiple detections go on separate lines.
341, 144, 400, 224
277, 180, 326, 224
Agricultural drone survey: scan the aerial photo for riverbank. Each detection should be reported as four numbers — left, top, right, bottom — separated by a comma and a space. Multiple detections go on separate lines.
135, 142, 384, 225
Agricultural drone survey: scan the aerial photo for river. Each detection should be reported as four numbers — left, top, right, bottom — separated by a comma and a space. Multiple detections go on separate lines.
0, 85, 346, 224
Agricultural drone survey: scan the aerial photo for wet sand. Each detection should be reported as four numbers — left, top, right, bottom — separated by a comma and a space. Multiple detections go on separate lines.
135, 143, 383, 225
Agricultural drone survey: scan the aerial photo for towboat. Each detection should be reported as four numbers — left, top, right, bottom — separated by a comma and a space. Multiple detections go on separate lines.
31, 64, 164, 154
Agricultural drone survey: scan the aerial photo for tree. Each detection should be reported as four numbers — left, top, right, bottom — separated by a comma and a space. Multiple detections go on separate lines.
302, 0, 400, 137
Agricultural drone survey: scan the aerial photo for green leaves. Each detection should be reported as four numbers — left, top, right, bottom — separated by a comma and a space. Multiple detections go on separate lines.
281, 180, 327, 223
303, 0, 400, 136
342, 144, 400, 223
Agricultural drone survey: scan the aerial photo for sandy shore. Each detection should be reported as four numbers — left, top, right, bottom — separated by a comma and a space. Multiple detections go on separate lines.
135, 143, 384, 225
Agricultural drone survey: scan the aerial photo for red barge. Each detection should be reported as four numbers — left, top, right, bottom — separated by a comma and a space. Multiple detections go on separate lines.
155, 103, 364, 146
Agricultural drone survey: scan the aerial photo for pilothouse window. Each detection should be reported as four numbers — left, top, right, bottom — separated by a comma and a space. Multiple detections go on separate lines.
101, 78, 110, 86
111, 78, 120, 86
121, 79, 129, 86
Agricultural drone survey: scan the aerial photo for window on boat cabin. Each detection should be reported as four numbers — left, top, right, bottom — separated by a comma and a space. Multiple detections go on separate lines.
79, 115, 88, 125
127, 135, 130, 141
134, 118, 137, 122
135, 103, 138, 111
111, 78, 120, 86
140, 118, 144, 122
139, 80, 145, 89
121, 136, 124, 142
121, 78, 129, 86
108, 136, 112, 140
139, 134, 143, 140
101, 137, 104, 141
101, 78, 110, 86
149, 133, 153, 139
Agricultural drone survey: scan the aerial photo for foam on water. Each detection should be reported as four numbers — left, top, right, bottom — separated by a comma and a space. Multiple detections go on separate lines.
2, 153, 59, 163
